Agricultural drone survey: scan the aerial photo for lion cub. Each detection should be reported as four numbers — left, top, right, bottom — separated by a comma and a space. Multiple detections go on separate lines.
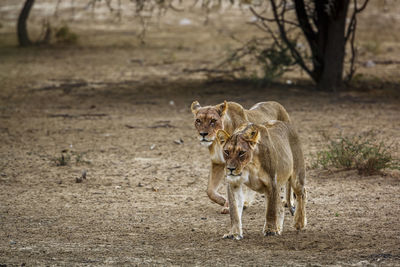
216, 121, 307, 240
191, 101, 291, 213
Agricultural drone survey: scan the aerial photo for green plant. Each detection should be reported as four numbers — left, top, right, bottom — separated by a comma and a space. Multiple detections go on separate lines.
256, 44, 294, 82
53, 150, 90, 166
72, 151, 91, 165
54, 153, 71, 166
222, 39, 295, 85
55, 25, 78, 44
363, 41, 381, 55
312, 133, 399, 175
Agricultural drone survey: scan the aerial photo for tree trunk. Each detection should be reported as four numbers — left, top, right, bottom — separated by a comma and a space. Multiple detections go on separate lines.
316, 0, 349, 91
294, 0, 350, 91
17, 0, 35, 47
315, 0, 350, 92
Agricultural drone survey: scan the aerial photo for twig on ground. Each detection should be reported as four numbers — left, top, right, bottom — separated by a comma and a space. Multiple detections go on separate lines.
48, 113, 108, 118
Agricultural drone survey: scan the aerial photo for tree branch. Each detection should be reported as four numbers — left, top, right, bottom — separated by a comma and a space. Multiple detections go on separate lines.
345, 0, 369, 82
293, 0, 316, 47
269, 0, 315, 80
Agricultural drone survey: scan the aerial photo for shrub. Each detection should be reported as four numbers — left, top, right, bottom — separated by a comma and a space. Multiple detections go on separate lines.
55, 25, 78, 44
312, 133, 399, 175
54, 152, 71, 166
53, 150, 90, 166
254, 43, 294, 82
218, 38, 295, 84
363, 40, 382, 55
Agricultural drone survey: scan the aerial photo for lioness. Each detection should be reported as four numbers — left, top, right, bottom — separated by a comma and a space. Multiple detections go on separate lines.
216, 121, 307, 240
191, 100, 292, 213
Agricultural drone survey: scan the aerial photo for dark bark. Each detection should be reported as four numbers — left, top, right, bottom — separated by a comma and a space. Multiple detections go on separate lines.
317, 1, 349, 91
315, 0, 349, 91
293, 0, 350, 91
17, 0, 35, 47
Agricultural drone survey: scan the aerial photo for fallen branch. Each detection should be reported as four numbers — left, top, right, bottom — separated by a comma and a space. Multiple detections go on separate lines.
48, 113, 108, 118
125, 121, 176, 129
148, 123, 176, 129
35, 82, 88, 92
183, 67, 245, 74
363, 60, 400, 65
125, 124, 140, 129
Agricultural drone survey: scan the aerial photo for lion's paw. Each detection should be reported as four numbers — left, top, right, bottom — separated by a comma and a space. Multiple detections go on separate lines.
263, 229, 279, 237
220, 207, 229, 214
223, 233, 243, 240
294, 221, 306, 231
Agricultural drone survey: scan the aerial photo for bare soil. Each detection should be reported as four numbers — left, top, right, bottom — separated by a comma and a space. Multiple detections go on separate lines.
1, 1, 400, 266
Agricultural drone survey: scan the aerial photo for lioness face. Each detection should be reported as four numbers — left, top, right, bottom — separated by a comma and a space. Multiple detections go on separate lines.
191, 101, 227, 147
217, 124, 259, 177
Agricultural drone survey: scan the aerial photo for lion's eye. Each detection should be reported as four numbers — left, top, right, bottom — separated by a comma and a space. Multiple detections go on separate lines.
195, 119, 201, 124
224, 150, 229, 156
210, 119, 216, 126
239, 151, 246, 157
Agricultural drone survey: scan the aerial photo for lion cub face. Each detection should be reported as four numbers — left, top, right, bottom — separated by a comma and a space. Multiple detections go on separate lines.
217, 124, 260, 177
191, 101, 227, 147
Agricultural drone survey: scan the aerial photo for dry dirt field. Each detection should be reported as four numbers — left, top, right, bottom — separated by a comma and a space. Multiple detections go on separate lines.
1, 1, 400, 266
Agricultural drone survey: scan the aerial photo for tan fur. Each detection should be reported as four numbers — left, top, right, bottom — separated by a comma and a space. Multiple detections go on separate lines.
216, 121, 307, 240
191, 101, 291, 213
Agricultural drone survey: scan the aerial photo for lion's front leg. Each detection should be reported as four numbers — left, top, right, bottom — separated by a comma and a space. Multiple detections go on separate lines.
207, 163, 228, 213
223, 182, 244, 240
263, 177, 284, 236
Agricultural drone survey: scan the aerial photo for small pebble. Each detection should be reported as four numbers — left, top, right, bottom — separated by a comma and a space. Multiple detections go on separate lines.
174, 139, 184, 145
365, 60, 376, 68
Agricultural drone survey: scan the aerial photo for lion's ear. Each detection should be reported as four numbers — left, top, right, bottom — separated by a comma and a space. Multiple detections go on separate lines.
216, 129, 230, 146
191, 101, 201, 114
217, 100, 228, 117
244, 125, 260, 148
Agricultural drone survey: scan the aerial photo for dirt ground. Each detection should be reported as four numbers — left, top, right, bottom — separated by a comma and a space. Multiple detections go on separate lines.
1, 1, 400, 266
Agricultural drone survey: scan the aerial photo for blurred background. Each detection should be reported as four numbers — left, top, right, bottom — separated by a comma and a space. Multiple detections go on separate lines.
1, 0, 400, 93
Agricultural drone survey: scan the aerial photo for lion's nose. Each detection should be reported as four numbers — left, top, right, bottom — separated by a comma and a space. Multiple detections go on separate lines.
227, 167, 236, 173
200, 132, 208, 138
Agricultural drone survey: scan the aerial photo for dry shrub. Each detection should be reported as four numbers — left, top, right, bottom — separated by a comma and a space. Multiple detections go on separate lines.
55, 25, 78, 44
53, 150, 90, 166
312, 133, 399, 175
